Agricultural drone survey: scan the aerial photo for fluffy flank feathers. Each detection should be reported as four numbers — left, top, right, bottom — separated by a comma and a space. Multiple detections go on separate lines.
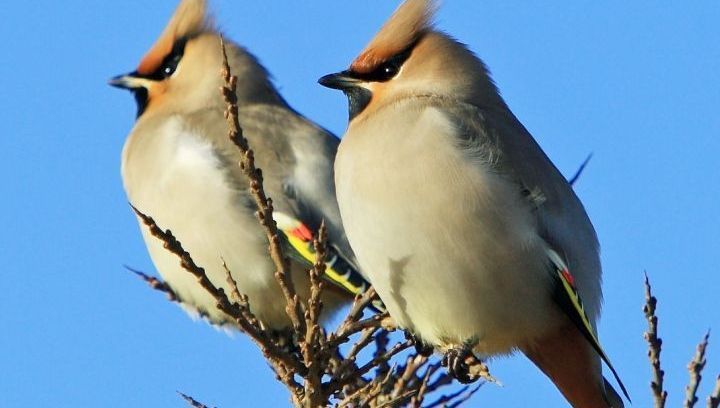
137, 0, 214, 75
350, 0, 437, 74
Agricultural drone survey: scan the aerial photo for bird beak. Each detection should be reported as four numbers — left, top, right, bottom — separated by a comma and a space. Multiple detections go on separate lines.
109, 72, 151, 90
318, 71, 361, 91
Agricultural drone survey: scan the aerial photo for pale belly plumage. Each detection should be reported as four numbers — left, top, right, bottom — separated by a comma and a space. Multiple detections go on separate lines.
335, 104, 560, 354
122, 116, 306, 328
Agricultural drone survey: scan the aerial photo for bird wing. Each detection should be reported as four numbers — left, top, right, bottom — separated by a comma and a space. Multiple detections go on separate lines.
546, 248, 630, 401
436, 98, 602, 312
185, 106, 375, 304
437, 99, 594, 234
436, 98, 626, 398
273, 211, 376, 300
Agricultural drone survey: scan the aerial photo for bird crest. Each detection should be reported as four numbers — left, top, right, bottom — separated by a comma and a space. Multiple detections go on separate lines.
351, 0, 437, 74
137, 0, 213, 75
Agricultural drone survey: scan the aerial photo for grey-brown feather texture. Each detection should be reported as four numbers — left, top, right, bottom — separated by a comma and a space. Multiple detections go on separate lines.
329, 1, 616, 403
438, 98, 602, 323
179, 101, 353, 265
121, 32, 358, 327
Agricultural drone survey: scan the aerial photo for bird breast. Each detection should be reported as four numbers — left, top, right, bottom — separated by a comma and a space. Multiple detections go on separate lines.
335, 100, 558, 354
121, 115, 293, 327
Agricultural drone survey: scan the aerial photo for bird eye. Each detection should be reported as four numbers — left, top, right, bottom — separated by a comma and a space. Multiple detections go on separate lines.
368, 60, 401, 82
149, 38, 187, 80
346, 42, 416, 84
380, 63, 399, 79
160, 53, 182, 78
364, 48, 412, 82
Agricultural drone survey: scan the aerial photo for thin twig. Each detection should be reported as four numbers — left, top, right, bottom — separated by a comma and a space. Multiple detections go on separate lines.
568, 152, 593, 186
374, 390, 417, 408
330, 327, 381, 393
392, 355, 427, 400
341, 287, 381, 329
307, 221, 327, 330
424, 382, 483, 408
222, 259, 243, 304
425, 368, 454, 394
301, 222, 329, 407
328, 340, 414, 396
339, 366, 395, 408
684, 331, 710, 408
446, 384, 484, 408
178, 391, 213, 408
220, 37, 305, 336
222, 261, 262, 330
644, 273, 668, 408
374, 330, 391, 379
329, 310, 388, 351
410, 362, 436, 406
132, 206, 305, 388
360, 374, 395, 407
125, 265, 179, 302
348, 327, 382, 362
708, 375, 720, 408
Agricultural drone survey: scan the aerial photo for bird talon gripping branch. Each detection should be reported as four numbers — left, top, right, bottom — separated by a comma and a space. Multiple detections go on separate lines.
441, 346, 477, 384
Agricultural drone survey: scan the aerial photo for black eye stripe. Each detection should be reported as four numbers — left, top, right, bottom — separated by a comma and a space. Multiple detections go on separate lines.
348, 39, 418, 83
350, 49, 411, 83
137, 37, 188, 81
157, 38, 187, 78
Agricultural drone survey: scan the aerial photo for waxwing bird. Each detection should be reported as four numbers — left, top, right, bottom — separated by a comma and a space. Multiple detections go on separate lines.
110, 0, 370, 330
320, 0, 629, 406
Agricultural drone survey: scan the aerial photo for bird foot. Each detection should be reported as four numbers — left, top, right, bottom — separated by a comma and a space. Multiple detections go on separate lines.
441, 339, 495, 384
442, 346, 474, 383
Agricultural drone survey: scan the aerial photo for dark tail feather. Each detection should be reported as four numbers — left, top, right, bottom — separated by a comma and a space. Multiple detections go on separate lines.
603, 377, 625, 408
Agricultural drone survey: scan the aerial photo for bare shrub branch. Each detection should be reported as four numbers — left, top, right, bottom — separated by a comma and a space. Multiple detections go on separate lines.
644, 273, 668, 408
178, 391, 213, 408
135, 36, 720, 408
684, 332, 710, 408
708, 375, 720, 408
132, 206, 306, 391
219, 37, 306, 337
126, 264, 179, 303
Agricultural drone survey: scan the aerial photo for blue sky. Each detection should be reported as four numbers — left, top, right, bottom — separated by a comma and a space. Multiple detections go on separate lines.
1, 1, 718, 407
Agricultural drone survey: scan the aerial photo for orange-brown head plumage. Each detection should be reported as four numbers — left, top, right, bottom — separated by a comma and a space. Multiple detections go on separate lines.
351, 0, 437, 74
319, 0, 503, 122
137, 0, 213, 75
111, 0, 284, 118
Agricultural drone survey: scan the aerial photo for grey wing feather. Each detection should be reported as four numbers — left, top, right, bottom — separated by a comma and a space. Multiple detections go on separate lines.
446, 101, 630, 400
182, 105, 313, 216
184, 105, 363, 277
438, 99, 603, 321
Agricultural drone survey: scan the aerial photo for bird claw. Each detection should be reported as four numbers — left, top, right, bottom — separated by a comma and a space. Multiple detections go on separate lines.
441, 340, 493, 384
442, 347, 475, 383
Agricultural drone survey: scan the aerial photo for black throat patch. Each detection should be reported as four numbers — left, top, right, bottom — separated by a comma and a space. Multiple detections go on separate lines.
345, 87, 372, 121
132, 87, 149, 118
